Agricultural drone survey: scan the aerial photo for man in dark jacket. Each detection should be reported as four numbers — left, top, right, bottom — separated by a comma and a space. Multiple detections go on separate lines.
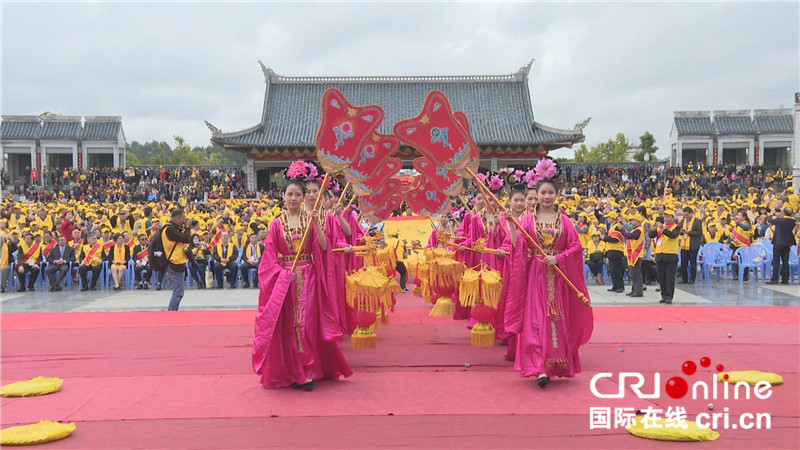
45, 235, 75, 291
766, 207, 798, 285
678, 207, 703, 284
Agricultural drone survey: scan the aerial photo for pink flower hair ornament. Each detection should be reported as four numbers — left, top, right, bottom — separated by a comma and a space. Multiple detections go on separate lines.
533, 157, 559, 182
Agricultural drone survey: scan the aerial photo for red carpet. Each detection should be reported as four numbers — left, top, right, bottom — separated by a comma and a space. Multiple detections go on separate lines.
1, 297, 798, 448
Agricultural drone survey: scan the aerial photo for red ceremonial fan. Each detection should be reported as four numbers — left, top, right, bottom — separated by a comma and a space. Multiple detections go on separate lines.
359, 178, 402, 213
402, 176, 450, 218
453, 111, 480, 176
351, 157, 402, 196
315, 88, 384, 173
344, 133, 400, 184
392, 90, 477, 171
412, 157, 463, 197
366, 193, 402, 222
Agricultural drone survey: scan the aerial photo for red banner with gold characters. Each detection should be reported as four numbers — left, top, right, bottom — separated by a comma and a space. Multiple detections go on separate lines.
753, 147, 759, 165
77, 152, 83, 169
36, 153, 41, 171
712, 148, 718, 165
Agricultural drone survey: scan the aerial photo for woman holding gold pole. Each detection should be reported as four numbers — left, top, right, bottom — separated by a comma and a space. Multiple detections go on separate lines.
252, 163, 352, 391
503, 158, 593, 389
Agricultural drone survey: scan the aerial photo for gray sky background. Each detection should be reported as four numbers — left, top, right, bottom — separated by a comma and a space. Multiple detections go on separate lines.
2, 1, 798, 159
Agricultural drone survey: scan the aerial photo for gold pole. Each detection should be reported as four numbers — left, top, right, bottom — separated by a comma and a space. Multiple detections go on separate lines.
336, 182, 351, 207
465, 168, 590, 308
291, 173, 329, 272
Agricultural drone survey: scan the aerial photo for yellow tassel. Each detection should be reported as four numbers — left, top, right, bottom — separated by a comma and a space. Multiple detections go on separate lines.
480, 269, 503, 309
350, 327, 377, 350
429, 296, 455, 317
459, 268, 480, 307
471, 323, 495, 347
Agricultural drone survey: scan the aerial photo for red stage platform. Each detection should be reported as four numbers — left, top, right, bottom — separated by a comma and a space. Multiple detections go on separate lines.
1, 297, 798, 448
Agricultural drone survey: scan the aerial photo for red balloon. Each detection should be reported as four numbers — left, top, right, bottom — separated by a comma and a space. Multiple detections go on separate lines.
353, 310, 377, 328
471, 302, 496, 323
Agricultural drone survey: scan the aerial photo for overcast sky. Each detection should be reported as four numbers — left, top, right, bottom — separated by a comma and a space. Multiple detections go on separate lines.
2, 1, 798, 159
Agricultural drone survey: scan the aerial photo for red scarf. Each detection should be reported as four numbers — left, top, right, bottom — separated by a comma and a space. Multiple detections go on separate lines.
21, 243, 39, 263
42, 240, 57, 257
731, 226, 750, 247
657, 222, 677, 240
83, 242, 103, 265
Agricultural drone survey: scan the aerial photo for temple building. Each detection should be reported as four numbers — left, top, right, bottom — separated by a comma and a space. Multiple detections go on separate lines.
207, 61, 588, 190
670, 109, 795, 169
1, 115, 125, 183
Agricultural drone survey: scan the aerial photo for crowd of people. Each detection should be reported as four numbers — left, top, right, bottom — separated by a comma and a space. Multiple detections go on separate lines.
1, 166, 251, 203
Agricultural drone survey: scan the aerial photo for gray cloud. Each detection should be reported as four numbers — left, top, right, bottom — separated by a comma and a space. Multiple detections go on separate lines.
3, 2, 797, 159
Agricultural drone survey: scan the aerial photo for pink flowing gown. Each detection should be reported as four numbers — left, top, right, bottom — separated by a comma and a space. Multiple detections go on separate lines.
252, 215, 352, 388
504, 212, 594, 378
324, 211, 355, 335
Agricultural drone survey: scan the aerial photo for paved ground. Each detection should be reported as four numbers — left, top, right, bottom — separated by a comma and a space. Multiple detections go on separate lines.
2, 278, 798, 313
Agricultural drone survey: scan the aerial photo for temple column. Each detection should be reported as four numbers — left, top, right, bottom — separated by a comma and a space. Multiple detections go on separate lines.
244, 157, 255, 191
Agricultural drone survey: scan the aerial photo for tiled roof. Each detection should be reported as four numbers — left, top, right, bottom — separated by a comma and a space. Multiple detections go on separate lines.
753, 113, 793, 134
713, 115, 756, 135
210, 64, 585, 148
40, 117, 82, 140
674, 116, 714, 136
1, 117, 40, 140
82, 119, 122, 140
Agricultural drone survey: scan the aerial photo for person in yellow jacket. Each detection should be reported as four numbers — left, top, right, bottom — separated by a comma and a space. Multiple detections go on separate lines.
15, 232, 42, 292
584, 230, 606, 285
785, 187, 799, 213
621, 214, 645, 297
729, 210, 753, 281
649, 210, 680, 304
239, 233, 264, 289
78, 233, 104, 291
601, 211, 627, 293
162, 208, 193, 310
1, 232, 20, 293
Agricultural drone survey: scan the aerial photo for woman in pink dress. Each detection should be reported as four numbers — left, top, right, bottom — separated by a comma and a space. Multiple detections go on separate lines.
493, 186, 527, 357
252, 179, 352, 391
504, 162, 593, 388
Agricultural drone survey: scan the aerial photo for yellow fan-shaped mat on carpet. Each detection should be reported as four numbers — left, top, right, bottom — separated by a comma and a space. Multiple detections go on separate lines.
0, 421, 76, 446
627, 416, 719, 441
0, 377, 63, 397
717, 370, 784, 386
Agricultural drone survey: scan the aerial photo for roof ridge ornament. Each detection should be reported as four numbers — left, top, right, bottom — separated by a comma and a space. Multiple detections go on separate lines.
258, 60, 276, 82
573, 117, 591, 131
204, 120, 222, 134
519, 58, 534, 77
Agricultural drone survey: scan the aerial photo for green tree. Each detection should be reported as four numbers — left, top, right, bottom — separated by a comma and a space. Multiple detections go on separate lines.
633, 131, 659, 162
171, 135, 205, 165
209, 153, 225, 165
126, 151, 141, 166
573, 144, 591, 163
572, 133, 629, 163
